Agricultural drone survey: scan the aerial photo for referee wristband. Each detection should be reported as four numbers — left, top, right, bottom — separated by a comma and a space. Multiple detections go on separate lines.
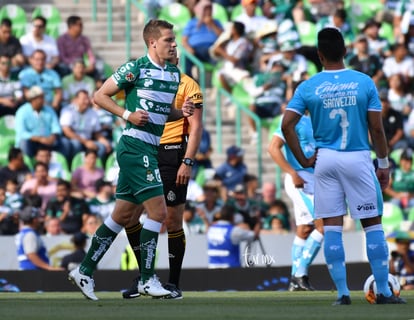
377, 157, 389, 169
122, 110, 131, 121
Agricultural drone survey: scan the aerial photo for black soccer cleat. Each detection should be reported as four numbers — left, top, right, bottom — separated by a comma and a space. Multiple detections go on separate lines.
376, 294, 406, 304
288, 277, 301, 291
122, 276, 141, 299
292, 276, 315, 291
332, 295, 351, 306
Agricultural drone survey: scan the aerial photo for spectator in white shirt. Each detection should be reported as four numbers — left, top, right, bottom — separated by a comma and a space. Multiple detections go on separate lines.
19, 16, 59, 70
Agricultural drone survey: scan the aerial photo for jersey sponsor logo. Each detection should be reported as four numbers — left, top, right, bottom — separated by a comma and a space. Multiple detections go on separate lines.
113, 72, 121, 81
125, 72, 136, 82
144, 79, 154, 87
315, 81, 359, 97
357, 202, 376, 211
169, 84, 178, 91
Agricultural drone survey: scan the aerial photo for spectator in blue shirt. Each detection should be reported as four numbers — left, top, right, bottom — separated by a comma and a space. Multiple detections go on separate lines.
181, 0, 223, 78
214, 145, 248, 199
14, 86, 70, 158
18, 49, 62, 112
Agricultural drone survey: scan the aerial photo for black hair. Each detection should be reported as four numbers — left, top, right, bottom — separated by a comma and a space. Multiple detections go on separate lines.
317, 28, 346, 62
8, 147, 22, 162
233, 21, 245, 37
57, 178, 71, 189
95, 178, 112, 192
33, 16, 47, 27
214, 204, 235, 222
1, 18, 12, 28
67, 15, 82, 27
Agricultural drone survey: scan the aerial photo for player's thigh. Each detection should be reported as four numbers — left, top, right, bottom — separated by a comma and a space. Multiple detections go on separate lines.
314, 149, 347, 218
340, 152, 381, 219
284, 174, 314, 225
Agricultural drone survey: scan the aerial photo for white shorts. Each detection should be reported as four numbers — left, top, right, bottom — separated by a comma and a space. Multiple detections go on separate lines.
314, 148, 383, 220
284, 171, 315, 226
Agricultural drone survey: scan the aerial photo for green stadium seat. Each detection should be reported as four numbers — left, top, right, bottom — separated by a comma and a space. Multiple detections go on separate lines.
306, 60, 318, 76
31, 4, 62, 38
0, 137, 14, 167
0, 115, 16, 137
158, 3, 191, 41
379, 22, 395, 45
0, 4, 27, 38
296, 20, 317, 47
71, 151, 103, 172
382, 202, 404, 233
105, 151, 117, 174
51, 151, 71, 180
389, 148, 404, 167
212, 3, 229, 25
347, 0, 382, 33
407, 207, 414, 222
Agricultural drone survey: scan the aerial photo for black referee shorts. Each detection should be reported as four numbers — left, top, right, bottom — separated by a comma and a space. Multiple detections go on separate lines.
157, 142, 188, 207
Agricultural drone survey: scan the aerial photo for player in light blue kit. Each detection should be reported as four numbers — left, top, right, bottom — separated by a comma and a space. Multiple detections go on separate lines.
282, 28, 406, 305
269, 111, 324, 291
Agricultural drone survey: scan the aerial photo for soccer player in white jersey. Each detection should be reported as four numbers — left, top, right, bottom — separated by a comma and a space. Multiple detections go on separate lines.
68, 19, 195, 300
268, 110, 324, 291
281, 27, 406, 305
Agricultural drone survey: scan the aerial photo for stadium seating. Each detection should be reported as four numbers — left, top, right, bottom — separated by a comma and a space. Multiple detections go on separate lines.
296, 20, 317, 47
0, 115, 16, 166
347, 0, 382, 33
158, 3, 191, 41
382, 202, 405, 233
51, 151, 71, 180
31, 4, 62, 38
212, 3, 229, 25
0, 4, 27, 38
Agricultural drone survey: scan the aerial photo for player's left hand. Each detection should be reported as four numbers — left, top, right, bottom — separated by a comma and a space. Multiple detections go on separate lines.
182, 96, 194, 117
176, 162, 191, 185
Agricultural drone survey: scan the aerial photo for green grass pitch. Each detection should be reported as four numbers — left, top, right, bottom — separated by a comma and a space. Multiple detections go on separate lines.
0, 291, 412, 320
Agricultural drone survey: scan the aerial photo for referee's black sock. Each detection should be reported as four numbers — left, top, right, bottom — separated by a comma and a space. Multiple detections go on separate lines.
125, 222, 143, 271
168, 229, 186, 287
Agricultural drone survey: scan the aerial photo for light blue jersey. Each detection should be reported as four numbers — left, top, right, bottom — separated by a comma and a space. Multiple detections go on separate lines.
287, 69, 381, 151
275, 114, 315, 173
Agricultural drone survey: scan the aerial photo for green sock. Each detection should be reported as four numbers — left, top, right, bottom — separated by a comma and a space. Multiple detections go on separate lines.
79, 223, 118, 276
140, 228, 159, 282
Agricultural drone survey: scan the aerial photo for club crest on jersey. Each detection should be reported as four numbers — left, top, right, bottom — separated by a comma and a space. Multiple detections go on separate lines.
146, 170, 155, 182
125, 72, 135, 82
167, 190, 176, 202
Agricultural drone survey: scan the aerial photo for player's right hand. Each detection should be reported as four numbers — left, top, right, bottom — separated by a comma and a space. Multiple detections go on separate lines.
376, 167, 390, 190
129, 109, 149, 126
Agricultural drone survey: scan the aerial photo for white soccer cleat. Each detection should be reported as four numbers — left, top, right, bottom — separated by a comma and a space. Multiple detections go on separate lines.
138, 275, 171, 297
68, 267, 98, 301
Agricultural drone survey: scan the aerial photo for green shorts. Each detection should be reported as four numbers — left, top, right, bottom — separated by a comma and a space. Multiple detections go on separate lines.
115, 135, 164, 204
